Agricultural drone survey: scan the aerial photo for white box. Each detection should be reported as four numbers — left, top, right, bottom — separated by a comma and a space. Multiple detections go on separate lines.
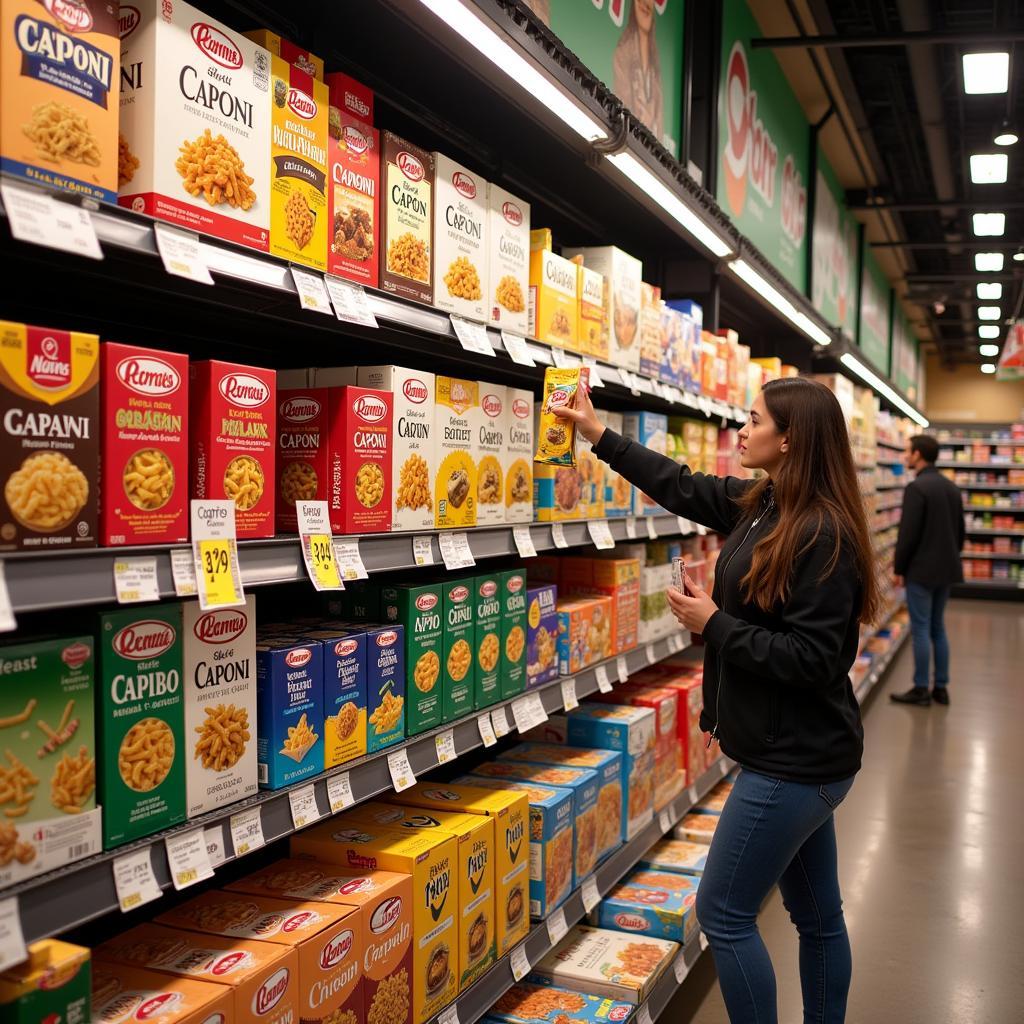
477, 382, 507, 526
487, 183, 530, 335
505, 387, 534, 523
183, 595, 258, 817
358, 365, 437, 532
434, 154, 488, 321
119, 0, 271, 252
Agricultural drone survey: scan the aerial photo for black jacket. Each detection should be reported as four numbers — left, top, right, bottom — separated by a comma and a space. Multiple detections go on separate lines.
594, 428, 864, 784
894, 466, 965, 586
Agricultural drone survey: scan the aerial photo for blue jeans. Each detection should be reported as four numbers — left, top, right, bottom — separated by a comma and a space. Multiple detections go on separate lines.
696, 768, 856, 1024
906, 581, 951, 689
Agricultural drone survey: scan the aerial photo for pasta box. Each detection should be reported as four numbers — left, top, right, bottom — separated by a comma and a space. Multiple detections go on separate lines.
477, 383, 507, 527
381, 583, 443, 736
483, 983, 635, 1024
504, 387, 534, 524
434, 153, 488, 321
91, 963, 232, 1024
526, 584, 559, 690
499, 570, 527, 700
474, 572, 503, 709
361, 624, 405, 751
556, 597, 613, 676
434, 376, 480, 529
593, 868, 699, 944
638, 838, 709, 877
487, 183, 530, 335
0, 940, 91, 1024
381, 132, 434, 305
301, 629, 368, 769
442, 579, 475, 722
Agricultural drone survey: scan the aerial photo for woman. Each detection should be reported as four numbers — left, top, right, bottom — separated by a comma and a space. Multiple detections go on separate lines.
554, 376, 878, 1023
612, 0, 663, 144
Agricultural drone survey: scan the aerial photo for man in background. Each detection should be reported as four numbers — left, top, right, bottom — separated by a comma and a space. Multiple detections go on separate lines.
891, 435, 965, 707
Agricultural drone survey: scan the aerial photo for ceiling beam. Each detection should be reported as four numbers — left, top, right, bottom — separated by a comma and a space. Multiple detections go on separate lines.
751, 29, 1024, 49
847, 197, 1024, 211
871, 240, 1023, 249
904, 273, 1017, 282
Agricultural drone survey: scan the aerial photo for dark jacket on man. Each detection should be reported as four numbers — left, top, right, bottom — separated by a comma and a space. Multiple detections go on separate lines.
894, 465, 965, 586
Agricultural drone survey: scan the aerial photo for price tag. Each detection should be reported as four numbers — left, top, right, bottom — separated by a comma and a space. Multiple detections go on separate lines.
0, 563, 16, 634
295, 501, 343, 591
478, 713, 497, 748
289, 784, 320, 829
327, 772, 355, 813
204, 825, 227, 869
646, 516, 659, 541
587, 520, 615, 549
595, 664, 613, 693
582, 876, 601, 914
682, 391, 699, 410
546, 906, 568, 945
511, 693, 547, 733
551, 347, 580, 368
669, 634, 685, 654
501, 331, 535, 366
438, 1004, 460, 1024
191, 501, 245, 611
699, 932, 710, 953
438, 532, 475, 570
324, 274, 379, 327
671, 386, 686, 405
625, 517, 638, 540
687, 785, 699, 805
412, 536, 434, 567
291, 266, 333, 314
112, 847, 162, 914
332, 538, 368, 582
229, 807, 265, 857
673, 950, 690, 984
677, 516, 693, 536
387, 749, 416, 792
646, 644, 658, 666
510, 943, 531, 982
51, 201, 104, 260
114, 557, 160, 604
659, 809, 672, 833
154, 223, 214, 284
512, 525, 537, 558
697, 523, 708, 537
617, 367, 634, 389
435, 729, 457, 765
451, 315, 494, 356
616, 655, 629, 684
636, 376, 655, 396
165, 828, 214, 891
491, 707, 511, 738
3, 184, 105, 261
170, 548, 198, 597
0, 898, 27, 973
560, 678, 578, 711
550, 523, 569, 549
698, 395, 712, 417
637, 1004, 653, 1024
582, 358, 605, 387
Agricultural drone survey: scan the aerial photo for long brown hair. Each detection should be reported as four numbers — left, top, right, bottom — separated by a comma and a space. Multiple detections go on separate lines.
737, 377, 881, 624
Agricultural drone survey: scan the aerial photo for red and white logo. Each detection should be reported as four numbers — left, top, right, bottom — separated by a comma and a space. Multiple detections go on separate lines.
609, 1007, 632, 1022
403, 378, 429, 403
507, 575, 524, 593
280, 396, 321, 422
502, 201, 522, 226
118, 5, 140, 38
335, 639, 360, 657
613, 913, 650, 931
44, 0, 92, 32
26, 331, 70, 390
285, 648, 313, 668
354, 394, 388, 423
112, 621, 176, 660
482, 393, 503, 418
116, 356, 181, 397
320, 928, 354, 968
287, 88, 317, 120
282, 911, 316, 933
61, 642, 91, 670
192, 22, 244, 69
370, 896, 403, 934
480, 580, 497, 598
513, 398, 530, 419
452, 171, 477, 199
337, 876, 372, 896
193, 609, 248, 645
343, 125, 369, 154
219, 373, 270, 408
210, 951, 253, 976
136, 992, 184, 1019
416, 593, 438, 612
397, 151, 424, 182
375, 630, 398, 647
547, 388, 572, 409
449, 585, 469, 602
252, 968, 289, 1016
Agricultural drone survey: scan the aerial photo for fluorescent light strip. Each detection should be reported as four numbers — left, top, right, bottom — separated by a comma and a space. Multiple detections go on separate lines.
978, 324, 1000, 339
972, 212, 1006, 236
605, 152, 733, 257
728, 259, 832, 346
975, 251, 1005, 272
981, 363, 997, 374
962, 52, 1009, 94
970, 153, 1008, 184
415, 0, 607, 142
839, 353, 929, 426
978, 305, 1001, 320
977, 282, 1003, 299
980, 343, 1000, 356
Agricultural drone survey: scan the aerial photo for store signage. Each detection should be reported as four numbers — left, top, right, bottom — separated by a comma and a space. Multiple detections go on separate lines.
858, 241, 891, 374
811, 151, 858, 336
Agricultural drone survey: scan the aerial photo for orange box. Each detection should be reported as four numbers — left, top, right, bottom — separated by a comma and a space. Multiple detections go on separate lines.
190, 360, 276, 538
101, 342, 188, 545
91, 962, 232, 1024
562, 558, 640, 656
556, 596, 613, 675
156, 890, 362, 1024
93, 922, 298, 1023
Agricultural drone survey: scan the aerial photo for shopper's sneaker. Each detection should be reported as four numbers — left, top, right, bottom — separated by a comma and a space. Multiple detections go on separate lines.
931, 687, 950, 706
890, 686, 932, 706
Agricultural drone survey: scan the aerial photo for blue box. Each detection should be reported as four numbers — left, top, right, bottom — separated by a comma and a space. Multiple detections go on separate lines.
526, 585, 559, 690
302, 629, 368, 769
482, 983, 635, 1024
362, 624, 405, 752
667, 300, 703, 392
621, 412, 667, 516
637, 838, 708, 877
659, 305, 683, 387
594, 867, 699, 943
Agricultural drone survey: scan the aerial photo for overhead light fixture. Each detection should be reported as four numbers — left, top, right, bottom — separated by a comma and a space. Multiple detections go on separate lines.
840, 353, 929, 426
980, 343, 1000, 356
981, 363, 997, 373
978, 305, 1002, 320
972, 212, 1006, 235
979, 324, 1000, 338
977, 282, 1003, 299
604, 152, 733, 258
1015, 251, 1024, 262
727, 259, 832, 346
994, 121, 1019, 146
962, 52, 1010, 94
975, 251, 1005, 271
970, 153, 1008, 183
414, 0, 608, 142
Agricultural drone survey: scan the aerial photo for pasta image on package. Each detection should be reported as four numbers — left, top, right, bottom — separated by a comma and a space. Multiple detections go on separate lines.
504, 388, 533, 524
435, 376, 479, 529
476, 384, 506, 526
434, 153, 488, 321
303, 629, 368, 769
381, 583, 444, 736
487, 183, 530, 334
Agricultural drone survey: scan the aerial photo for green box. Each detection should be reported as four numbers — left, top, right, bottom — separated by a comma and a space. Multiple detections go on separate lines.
473, 572, 502, 709
499, 569, 527, 700
98, 604, 185, 848
382, 582, 444, 735
442, 577, 476, 721
331, 582, 382, 622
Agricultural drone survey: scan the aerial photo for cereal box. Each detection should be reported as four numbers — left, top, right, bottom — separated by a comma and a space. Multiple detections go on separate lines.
91, 962, 232, 1024
590, 558, 641, 656
534, 365, 589, 468
182, 597, 258, 818
291, 823, 457, 1024
638, 283, 664, 379
666, 301, 701, 391
98, 605, 184, 848
500, 570, 527, 701
505, 387, 534, 524
533, 462, 584, 522
483, 982, 635, 1024
101, 342, 188, 546
474, 572, 502, 709
242, 30, 322, 79
639, 565, 674, 645
396, 781, 529, 958
638, 838, 709, 877
697, 781, 732, 814
487, 183, 530, 334
456, 775, 572, 919
576, 262, 606, 359
594, 868, 699, 944
578, 433, 605, 519
0, 940, 90, 1024
363, 624, 405, 751
435, 376, 479, 529
621, 412, 666, 516
381, 583, 442, 736
556, 596, 613, 675
442, 579, 475, 722
567, 704, 655, 840
476, 383, 507, 526
0, 321, 98, 552
600, 410, 632, 518
659, 305, 684, 387
2, 0, 118, 202
528, 924, 677, 1003
529, 242, 578, 349
526, 584, 558, 690
650, 674, 704, 787
94, 923, 298, 1023
118, 0, 270, 251
434, 153, 488, 321
302, 629, 367, 768
673, 813, 718, 845
358, 365, 435, 533
190, 359, 276, 538
0, 638, 98, 884
256, 637, 323, 789
381, 132, 434, 305
326, 72, 379, 286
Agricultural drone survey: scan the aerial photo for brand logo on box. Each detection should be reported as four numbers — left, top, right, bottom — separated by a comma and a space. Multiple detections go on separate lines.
334, 638, 359, 656
502, 201, 523, 226
482, 393, 503, 417
253, 968, 289, 1016
337, 876, 372, 895
282, 911, 316, 933
116, 356, 181, 396
280, 396, 321, 422
613, 912, 651, 931
507, 575, 524, 593
192, 22, 244, 69
449, 585, 469, 602
452, 171, 477, 199
112, 621, 176, 660
320, 928, 354, 968
287, 88, 317, 120
609, 1007, 631, 1022
512, 398, 530, 419
375, 630, 398, 647
61, 642, 90, 670
345, 90, 371, 119
353, 394, 388, 422
371, 896, 403, 933
397, 151, 424, 182
219, 373, 270, 408
403, 378, 429, 403
136, 992, 183, 1019
44, 0, 92, 32
194, 609, 248, 645
118, 4, 140, 38
343, 124, 369, 154
26, 332, 70, 390
415, 593, 439, 611
480, 580, 497, 598
210, 951, 253, 975
285, 648, 312, 668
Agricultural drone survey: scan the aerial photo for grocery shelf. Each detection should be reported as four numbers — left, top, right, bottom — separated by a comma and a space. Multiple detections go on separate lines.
855, 627, 910, 705
8, 632, 698, 944
938, 437, 1024, 446
876, 482, 907, 491
965, 527, 1024, 536
963, 551, 1024, 560
937, 462, 1024, 470
633, 930, 710, 1024
957, 483, 1023, 492
877, 439, 906, 452
956, 578, 1024, 590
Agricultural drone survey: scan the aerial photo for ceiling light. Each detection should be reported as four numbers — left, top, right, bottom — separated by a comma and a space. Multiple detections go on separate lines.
975, 251, 1005, 271
839, 353, 929, 426
977, 282, 1003, 299
972, 212, 1006, 235
978, 306, 1002, 320
962, 52, 1009, 94
979, 324, 1000, 338
995, 127, 1019, 146
981, 363, 997, 373
727, 259, 832, 346
980, 343, 1000, 356
1015, 251, 1024, 262
970, 154, 1008, 183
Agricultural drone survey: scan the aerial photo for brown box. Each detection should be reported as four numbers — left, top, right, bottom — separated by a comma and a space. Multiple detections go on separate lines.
380, 132, 434, 305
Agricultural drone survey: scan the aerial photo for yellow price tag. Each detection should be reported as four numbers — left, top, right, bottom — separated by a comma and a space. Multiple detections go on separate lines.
176, 867, 197, 887
121, 892, 142, 910
308, 534, 342, 590
198, 539, 239, 607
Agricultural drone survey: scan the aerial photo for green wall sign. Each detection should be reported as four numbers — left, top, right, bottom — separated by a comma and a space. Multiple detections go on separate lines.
811, 149, 858, 336
858, 241, 891, 375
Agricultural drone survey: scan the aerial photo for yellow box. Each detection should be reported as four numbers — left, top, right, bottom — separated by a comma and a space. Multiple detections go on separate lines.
435, 376, 480, 529
529, 248, 578, 349
291, 822, 457, 1024
394, 781, 529, 957
242, 29, 323, 79
576, 263, 606, 359
269, 54, 329, 269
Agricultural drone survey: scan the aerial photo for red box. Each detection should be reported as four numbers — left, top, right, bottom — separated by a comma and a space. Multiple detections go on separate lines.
190, 360, 277, 539
101, 342, 189, 546
652, 673, 705, 787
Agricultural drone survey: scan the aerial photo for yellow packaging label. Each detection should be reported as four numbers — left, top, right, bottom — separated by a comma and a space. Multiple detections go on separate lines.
577, 264, 606, 358
435, 376, 479, 529
269, 55, 328, 269
533, 366, 589, 467
243, 30, 323, 79
529, 248, 578, 349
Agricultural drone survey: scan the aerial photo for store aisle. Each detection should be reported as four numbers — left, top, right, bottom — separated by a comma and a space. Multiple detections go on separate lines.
670, 599, 1024, 1024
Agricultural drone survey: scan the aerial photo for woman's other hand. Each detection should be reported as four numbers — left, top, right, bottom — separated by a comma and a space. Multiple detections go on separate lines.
668, 582, 719, 634
550, 382, 605, 445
